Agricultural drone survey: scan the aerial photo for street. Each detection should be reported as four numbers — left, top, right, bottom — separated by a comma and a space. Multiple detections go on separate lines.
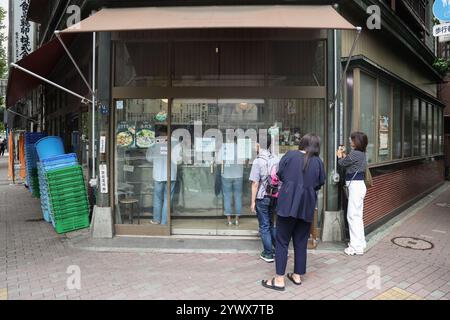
0, 157, 449, 300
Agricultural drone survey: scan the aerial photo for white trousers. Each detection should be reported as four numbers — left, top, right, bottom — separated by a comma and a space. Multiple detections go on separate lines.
346, 180, 367, 252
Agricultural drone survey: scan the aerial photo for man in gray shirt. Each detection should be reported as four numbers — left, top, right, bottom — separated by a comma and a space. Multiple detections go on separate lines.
249, 135, 279, 263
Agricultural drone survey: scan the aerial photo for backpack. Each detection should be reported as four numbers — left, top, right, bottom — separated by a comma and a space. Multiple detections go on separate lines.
258, 154, 280, 198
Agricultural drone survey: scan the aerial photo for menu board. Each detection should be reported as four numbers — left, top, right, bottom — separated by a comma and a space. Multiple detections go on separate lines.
116, 121, 136, 148
135, 121, 156, 149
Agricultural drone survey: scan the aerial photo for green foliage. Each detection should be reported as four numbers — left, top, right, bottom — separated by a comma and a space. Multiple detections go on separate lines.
0, 6, 7, 80
433, 58, 450, 75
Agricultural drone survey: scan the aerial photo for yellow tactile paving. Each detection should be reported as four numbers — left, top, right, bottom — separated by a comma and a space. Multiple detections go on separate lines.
0, 288, 7, 300
373, 287, 424, 300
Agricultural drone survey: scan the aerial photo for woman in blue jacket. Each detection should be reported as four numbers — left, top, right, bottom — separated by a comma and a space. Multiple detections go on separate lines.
262, 134, 325, 291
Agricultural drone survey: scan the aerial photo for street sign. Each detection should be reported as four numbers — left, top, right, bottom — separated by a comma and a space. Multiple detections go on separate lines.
433, 22, 450, 37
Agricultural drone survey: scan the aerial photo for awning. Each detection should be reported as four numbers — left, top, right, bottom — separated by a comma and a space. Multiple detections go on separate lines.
6, 34, 75, 107
7, 5, 357, 108
62, 5, 357, 33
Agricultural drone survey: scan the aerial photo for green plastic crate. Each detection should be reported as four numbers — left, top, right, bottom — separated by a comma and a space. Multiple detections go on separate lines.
54, 214, 90, 234
47, 180, 87, 191
46, 177, 85, 189
52, 206, 89, 220
48, 190, 87, 201
47, 184, 87, 196
50, 196, 89, 209
46, 165, 83, 178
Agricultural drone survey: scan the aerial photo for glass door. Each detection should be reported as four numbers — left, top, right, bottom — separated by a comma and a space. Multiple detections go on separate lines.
171, 99, 222, 235
114, 98, 170, 235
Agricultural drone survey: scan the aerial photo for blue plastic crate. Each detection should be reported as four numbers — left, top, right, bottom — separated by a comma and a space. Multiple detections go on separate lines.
41, 153, 79, 171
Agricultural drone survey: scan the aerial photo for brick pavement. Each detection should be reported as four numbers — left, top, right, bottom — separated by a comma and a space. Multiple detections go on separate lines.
0, 157, 449, 300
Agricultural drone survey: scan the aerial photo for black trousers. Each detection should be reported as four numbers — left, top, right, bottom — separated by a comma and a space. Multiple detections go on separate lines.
275, 216, 311, 276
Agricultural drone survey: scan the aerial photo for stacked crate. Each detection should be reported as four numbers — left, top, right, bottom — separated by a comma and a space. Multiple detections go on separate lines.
37, 154, 90, 233
46, 165, 90, 234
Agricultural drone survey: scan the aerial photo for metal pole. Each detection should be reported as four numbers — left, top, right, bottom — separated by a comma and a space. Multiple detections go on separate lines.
330, 26, 362, 184
92, 32, 96, 180
55, 31, 94, 94
10, 63, 93, 104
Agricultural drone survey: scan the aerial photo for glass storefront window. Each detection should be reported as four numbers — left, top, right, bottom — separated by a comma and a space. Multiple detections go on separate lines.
393, 87, 402, 159
427, 103, 433, 155
360, 72, 376, 163
412, 98, 420, 157
378, 81, 392, 162
114, 99, 170, 226
115, 42, 169, 87
403, 95, 412, 158
433, 105, 439, 154
169, 98, 325, 235
268, 41, 325, 87
420, 101, 427, 156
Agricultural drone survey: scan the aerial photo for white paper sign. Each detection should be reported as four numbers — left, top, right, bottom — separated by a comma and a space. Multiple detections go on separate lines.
195, 138, 216, 153
100, 136, 106, 154
237, 138, 253, 159
123, 165, 134, 173
99, 164, 108, 194
116, 100, 124, 110
222, 143, 235, 162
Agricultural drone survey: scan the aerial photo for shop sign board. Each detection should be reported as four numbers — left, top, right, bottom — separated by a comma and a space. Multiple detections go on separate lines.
99, 164, 108, 194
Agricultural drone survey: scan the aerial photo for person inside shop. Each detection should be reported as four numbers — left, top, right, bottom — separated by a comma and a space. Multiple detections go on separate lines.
337, 131, 369, 256
146, 127, 182, 225
250, 134, 280, 263
261, 133, 325, 291
218, 137, 244, 226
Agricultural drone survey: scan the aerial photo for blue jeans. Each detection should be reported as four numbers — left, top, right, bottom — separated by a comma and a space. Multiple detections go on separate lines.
153, 181, 176, 225
222, 177, 243, 216
256, 197, 276, 256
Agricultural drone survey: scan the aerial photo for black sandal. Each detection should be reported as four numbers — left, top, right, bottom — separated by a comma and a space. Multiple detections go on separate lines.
261, 277, 285, 291
287, 273, 302, 286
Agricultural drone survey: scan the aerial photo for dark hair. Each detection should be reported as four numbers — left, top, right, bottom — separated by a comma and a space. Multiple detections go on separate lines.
299, 133, 321, 171
350, 131, 368, 153
257, 133, 272, 150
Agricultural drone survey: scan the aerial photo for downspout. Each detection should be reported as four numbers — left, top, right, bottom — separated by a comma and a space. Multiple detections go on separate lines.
91, 32, 97, 183
330, 26, 362, 184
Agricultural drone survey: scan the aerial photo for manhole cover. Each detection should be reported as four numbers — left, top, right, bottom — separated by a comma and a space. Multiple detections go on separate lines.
391, 237, 434, 250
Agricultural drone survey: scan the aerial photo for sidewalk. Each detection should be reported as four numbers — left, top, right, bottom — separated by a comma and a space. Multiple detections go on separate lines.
0, 156, 449, 300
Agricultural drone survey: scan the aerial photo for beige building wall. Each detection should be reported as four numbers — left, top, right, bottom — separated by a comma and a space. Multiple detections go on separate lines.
342, 30, 437, 97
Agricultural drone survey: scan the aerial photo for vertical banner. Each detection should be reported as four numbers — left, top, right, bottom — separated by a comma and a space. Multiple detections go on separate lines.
99, 164, 108, 194
11, 0, 36, 63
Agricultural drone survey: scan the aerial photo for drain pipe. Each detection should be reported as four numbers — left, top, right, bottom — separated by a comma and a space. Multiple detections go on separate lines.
91, 32, 97, 185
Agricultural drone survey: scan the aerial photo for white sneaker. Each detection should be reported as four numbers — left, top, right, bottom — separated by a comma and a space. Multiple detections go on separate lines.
344, 247, 364, 256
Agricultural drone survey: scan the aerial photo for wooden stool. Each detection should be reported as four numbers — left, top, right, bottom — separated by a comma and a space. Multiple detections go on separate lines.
119, 198, 140, 224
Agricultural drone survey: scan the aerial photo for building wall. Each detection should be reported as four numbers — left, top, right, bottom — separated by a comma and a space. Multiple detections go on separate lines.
341, 29, 437, 97
364, 159, 445, 229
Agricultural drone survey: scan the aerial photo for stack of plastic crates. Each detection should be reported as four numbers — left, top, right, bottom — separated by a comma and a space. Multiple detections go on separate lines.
43, 157, 90, 234
37, 154, 79, 223
24, 133, 47, 198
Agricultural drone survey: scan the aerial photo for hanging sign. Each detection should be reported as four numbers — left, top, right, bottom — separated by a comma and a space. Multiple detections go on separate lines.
100, 136, 106, 154
99, 164, 108, 194
433, 22, 450, 37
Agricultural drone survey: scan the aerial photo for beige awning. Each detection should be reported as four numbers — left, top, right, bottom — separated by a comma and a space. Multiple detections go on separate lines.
62, 5, 357, 33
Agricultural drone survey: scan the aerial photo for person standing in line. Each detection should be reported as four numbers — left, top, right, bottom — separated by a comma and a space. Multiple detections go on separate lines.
250, 134, 279, 263
337, 131, 369, 256
262, 134, 325, 291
